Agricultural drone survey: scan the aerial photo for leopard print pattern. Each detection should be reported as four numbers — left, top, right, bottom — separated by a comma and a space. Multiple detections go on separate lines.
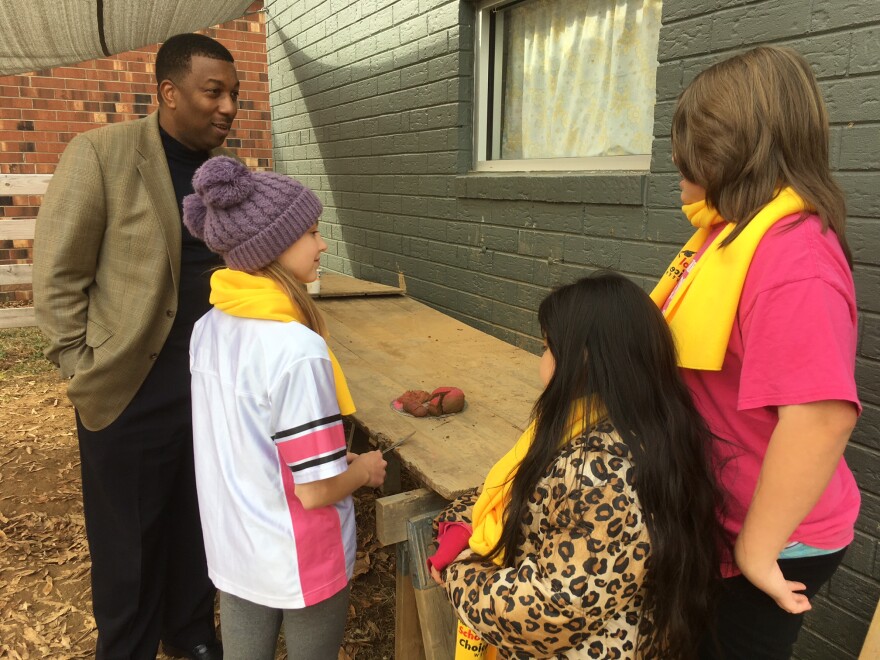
435, 487, 480, 529
439, 422, 654, 659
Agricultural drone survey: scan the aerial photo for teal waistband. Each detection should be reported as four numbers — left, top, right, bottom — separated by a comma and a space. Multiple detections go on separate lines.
778, 542, 844, 560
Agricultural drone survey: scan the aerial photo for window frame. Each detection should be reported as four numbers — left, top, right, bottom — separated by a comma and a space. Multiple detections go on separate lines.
471, 0, 655, 173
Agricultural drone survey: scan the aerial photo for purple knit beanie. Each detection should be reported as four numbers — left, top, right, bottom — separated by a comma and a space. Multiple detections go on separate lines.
182, 156, 323, 272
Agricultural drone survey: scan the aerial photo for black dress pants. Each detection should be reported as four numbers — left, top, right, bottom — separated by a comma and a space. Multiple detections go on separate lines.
699, 549, 847, 660
75, 351, 215, 660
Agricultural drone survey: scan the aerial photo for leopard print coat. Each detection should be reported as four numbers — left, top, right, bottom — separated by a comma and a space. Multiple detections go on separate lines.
437, 422, 655, 659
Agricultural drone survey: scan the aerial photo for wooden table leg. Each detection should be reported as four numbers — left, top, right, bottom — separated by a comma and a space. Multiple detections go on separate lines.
382, 451, 403, 495
396, 543, 426, 660
377, 491, 455, 660
408, 512, 457, 660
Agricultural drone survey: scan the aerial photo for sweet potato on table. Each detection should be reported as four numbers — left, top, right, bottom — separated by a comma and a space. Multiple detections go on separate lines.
426, 387, 465, 415
397, 389, 431, 417
395, 387, 465, 417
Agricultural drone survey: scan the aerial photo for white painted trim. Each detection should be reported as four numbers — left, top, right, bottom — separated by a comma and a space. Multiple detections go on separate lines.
490, 10, 504, 161
478, 0, 518, 11
473, 155, 652, 172
474, 8, 490, 163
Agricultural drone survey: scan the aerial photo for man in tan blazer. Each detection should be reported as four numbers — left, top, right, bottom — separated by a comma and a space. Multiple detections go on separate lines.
33, 34, 239, 660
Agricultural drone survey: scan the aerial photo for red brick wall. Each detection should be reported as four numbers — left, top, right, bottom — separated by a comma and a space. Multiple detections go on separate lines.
0, 0, 272, 303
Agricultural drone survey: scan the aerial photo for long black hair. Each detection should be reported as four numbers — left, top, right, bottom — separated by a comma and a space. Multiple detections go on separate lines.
489, 272, 725, 659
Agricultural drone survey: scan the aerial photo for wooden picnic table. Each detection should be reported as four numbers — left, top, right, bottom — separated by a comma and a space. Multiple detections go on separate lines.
314, 272, 544, 659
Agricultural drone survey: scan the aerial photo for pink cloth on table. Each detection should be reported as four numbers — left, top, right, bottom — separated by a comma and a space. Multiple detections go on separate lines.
677, 215, 861, 576
427, 522, 473, 571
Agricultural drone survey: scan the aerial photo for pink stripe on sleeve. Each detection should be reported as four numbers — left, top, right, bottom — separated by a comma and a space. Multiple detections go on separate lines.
276, 424, 345, 466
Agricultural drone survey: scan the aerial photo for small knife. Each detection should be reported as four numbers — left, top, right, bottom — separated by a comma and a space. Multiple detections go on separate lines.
383, 430, 416, 454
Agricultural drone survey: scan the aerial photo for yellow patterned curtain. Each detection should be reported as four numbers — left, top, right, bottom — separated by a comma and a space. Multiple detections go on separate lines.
500, 0, 663, 159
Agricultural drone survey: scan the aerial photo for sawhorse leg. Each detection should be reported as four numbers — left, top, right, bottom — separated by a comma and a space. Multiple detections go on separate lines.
396, 543, 426, 660
407, 511, 457, 660
377, 490, 456, 660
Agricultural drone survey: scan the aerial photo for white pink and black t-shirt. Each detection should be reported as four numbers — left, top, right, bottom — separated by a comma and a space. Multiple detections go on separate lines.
190, 309, 354, 609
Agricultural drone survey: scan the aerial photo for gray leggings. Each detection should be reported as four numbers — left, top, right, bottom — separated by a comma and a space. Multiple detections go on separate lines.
219, 586, 349, 660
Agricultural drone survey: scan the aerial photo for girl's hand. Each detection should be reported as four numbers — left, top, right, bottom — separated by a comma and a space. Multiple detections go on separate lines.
430, 548, 473, 586
734, 539, 811, 614
732, 402, 855, 616
350, 450, 387, 488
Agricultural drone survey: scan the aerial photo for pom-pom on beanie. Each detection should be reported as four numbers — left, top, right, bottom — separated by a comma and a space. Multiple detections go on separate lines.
183, 156, 323, 272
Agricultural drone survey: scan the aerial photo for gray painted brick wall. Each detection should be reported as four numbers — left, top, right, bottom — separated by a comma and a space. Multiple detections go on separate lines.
266, 0, 879, 654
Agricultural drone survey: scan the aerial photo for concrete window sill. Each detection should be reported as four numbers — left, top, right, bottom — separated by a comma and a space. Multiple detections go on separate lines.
454, 172, 647, 205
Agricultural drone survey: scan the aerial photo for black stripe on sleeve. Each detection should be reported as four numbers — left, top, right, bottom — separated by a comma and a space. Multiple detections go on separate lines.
272, 413, 343, 441
288, 448, 348, 473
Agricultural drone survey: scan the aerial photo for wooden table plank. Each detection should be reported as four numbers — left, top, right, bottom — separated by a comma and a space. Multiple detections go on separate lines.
312, 271, 403, 298
318, 294, 541, 499
327, 295, 540, 419
376, 489, 448, 546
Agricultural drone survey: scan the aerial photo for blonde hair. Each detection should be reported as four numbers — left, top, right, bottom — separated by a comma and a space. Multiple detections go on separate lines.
256, 261, 328, 338
672, 45, 851, 266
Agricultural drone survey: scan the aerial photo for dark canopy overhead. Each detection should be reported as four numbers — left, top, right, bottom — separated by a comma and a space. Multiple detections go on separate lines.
0, 0, 255, 76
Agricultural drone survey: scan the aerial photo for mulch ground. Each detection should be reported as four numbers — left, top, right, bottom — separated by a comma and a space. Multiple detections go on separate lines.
0, 370, 396, 660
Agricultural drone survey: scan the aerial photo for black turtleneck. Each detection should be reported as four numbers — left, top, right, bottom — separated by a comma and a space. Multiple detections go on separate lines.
158, 125, 224, 356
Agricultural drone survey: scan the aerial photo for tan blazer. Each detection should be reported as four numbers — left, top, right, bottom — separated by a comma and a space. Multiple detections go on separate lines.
34, 112, 228, 431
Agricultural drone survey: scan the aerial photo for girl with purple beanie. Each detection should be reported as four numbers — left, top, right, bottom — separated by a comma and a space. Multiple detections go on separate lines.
182, 156, 386, 660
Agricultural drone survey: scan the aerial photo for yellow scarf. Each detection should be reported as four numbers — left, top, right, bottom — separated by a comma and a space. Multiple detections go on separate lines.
209, 268, 356, 416
649, 187, 808, 371
469, 401, 602, 564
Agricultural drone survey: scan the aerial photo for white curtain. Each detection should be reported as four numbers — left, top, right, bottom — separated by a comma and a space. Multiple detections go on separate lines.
500, 0, 663, 159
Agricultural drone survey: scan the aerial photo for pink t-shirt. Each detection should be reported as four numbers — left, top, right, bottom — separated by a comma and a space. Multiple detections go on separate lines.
680, 214, 861, 554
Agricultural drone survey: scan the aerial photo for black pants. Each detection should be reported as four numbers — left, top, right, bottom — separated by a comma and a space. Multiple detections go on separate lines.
76, 356, 215, 660
699, 549, 847, 660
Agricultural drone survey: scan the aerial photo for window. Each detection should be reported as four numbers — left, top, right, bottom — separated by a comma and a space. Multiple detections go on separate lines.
473, 0, 663, 172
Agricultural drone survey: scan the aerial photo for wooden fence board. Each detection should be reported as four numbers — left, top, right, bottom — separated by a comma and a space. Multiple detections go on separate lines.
0, 174, 51, 196
0, 307, 36, 329
0, 218, 36, 240
0, 263, 32, 286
